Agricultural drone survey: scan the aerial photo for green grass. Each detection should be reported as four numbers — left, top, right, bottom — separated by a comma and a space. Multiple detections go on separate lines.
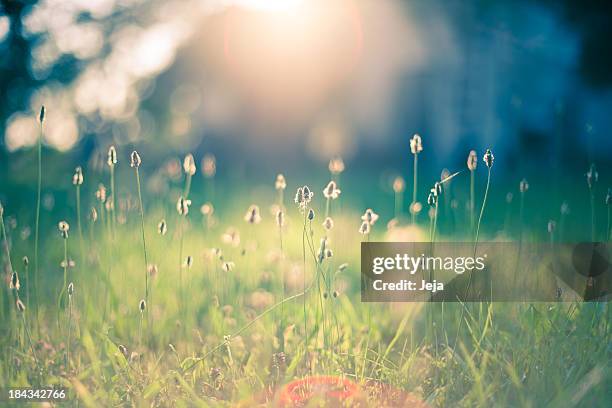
0, 152, 610, 407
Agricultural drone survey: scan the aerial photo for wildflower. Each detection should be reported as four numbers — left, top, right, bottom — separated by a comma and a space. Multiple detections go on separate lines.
519, 178, 529, 193
202, 154, 216, 177
148, 264, 158, 278
276, 210, 285, 227
323, 181, 341, 200
72, 166, 83, 185
90, 207, 98, 222
332, 290, 339, 298
211, 247, 223, 260
68, 282, 74, 297
58, 221, 70, 238
130, 151, 142, 168
221, 228, 240, 246
483, 149, 494, 168
107, 146, 117, 167
338, 263, 348, 272
275, 174, 287, 191
359, 221, 371, 235
95, 184, 107, 203
16, 299, 26, 312
427, 192, 436, 206
294, 186, 314, 212
432, 182, 442, 196
325, 248, 333, 259
183, 153, 196, 176
10, 271, 20, 290
410, 134, 423, 154
329, 156, 345, 175
177, 196, 192, 216
586, 164, 598, 189
409, 202, 422, 215
158, 219, 168, 235
361, 208, 379, 225
118, 345, 128, 358
244, 205, 262, 224
561, 201, 570, 215
317, 238, 328, 262
105, 197, 114, 212
467, 150, 478, 171
322, 216, 334, 230
548, 220, 556, 234
222, 261, 235, 272
393, 177, 405, 193
39, 105, 46, 123
308, 208, 315, 221
606, 188, 612, 206
201, 203, 214, 216
139, 299, 146, 312
184, 256, 193, 269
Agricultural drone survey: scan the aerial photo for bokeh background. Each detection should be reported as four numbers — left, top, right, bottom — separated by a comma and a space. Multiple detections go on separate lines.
1, 0, 611, 238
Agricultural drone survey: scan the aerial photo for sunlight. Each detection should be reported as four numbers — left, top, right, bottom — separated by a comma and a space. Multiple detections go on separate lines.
237, 0, 305, 14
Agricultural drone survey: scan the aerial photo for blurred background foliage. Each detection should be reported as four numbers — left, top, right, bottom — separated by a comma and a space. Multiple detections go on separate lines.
0, 0, 611, 221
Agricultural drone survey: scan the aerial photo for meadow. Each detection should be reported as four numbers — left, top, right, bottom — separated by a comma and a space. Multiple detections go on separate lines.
0, 115, 610, 407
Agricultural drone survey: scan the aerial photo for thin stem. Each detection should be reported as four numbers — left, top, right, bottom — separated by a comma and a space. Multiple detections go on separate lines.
66, 295, 73, 370
183, 278, 318, 373
302, 209, 308, 361
184, 173, 192, 198
411, 154, 418, 224
470, 170, 475, 237
21, 313, 40, 373
57, 238, 68, 330
178, 216, 184, 310
34, 121, 42, 324
453, 167, 491, 354
110, 165, 116, 237
76, 185, 84, 264
135, 168, 149, 307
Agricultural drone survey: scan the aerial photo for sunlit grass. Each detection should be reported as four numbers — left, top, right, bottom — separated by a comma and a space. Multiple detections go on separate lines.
0, 136, 610, 406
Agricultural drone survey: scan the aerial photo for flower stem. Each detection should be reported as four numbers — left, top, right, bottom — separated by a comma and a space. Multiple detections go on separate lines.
135, 168, 149, 308
34, 121, 43, 327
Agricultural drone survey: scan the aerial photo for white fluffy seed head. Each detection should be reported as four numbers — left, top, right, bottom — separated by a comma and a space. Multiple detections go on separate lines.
328, 157, 345, 175
39, 106, 46, 123
519, 178, 529, 193
586, 164, 598, 189
483, 149, 494, 168
139, 299, 146, 312
107, 146, 117, 167
410, 134, 423, 154
322, 216, 334, 230
323, 181, 341, 200
202, 154, 216, 177
361, 209, 379, 225
393, 177, 405, 193
58, 221, 70, 238
158, 219, 168, 235
183, 153, 196, 176
244, 205, 262, 224
72, 166, 83, 185
130, 151, 142, 168
68, 282, 74, 297
10, 271, 20, 290
467, 150, 478, 171
275, 174, 287, 191
177, 197, 192, 216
